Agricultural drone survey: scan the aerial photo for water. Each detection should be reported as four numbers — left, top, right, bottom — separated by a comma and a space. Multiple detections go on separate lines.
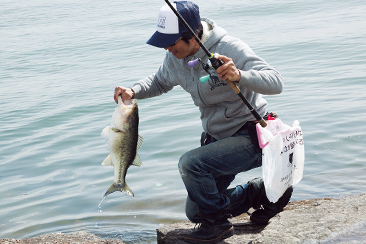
1, 0, 365, 243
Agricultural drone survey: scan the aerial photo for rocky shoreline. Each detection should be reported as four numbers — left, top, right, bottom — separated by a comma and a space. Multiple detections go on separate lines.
1, 193, 365, 244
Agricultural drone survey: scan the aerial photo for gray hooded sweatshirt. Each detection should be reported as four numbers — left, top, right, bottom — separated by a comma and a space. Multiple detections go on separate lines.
132, 18, 283, 140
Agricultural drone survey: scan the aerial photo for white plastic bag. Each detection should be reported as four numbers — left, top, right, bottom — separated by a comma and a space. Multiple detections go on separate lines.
256, 119, 304, 202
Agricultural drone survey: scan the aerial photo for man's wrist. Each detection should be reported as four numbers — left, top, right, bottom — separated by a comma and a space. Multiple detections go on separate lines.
235, 69, 241, 82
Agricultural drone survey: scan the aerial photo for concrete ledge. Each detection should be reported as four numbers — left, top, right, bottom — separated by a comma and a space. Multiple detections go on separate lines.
157, 193, 366, 243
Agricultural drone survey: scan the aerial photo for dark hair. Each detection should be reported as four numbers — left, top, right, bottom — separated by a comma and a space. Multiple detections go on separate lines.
181, 23, 203, 44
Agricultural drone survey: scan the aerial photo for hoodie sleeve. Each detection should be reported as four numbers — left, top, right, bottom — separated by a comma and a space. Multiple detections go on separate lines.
131, 54, 177, 99
220, 37, 283, 95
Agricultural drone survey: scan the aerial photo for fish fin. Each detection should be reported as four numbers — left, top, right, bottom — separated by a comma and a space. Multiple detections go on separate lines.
103, 183, 134, 198
101, 126, 110, 137
111, 127, 127, 133
123, 183, 134, 197
111, 127, 122, 132
132, 154, 142, 167
101, 154, 113, 166
136, 135, 143, 150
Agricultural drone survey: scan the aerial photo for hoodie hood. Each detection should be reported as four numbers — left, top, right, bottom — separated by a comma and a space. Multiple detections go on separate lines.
193, 18, 227, 58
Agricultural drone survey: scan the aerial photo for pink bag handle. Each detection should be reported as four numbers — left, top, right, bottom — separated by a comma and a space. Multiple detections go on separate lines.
256, 124, 269, 149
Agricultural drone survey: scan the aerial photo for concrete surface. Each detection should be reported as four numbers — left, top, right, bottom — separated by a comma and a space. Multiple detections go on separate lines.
157, 193, 366, 243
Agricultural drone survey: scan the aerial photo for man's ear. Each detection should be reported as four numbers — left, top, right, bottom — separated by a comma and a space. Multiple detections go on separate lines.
188, 36, 196, 44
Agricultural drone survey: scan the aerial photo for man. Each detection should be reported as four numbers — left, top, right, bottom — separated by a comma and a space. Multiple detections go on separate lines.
114, 1, 293, 243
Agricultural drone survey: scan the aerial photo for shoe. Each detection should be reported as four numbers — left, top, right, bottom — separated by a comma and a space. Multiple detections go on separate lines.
184, 211, 233, 244
184, 218, 233, 244
246, 177, 267, 210
250, 186, 293, 225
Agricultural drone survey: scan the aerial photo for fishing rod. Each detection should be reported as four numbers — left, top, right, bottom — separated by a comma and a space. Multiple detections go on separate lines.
164, 0, 267, 127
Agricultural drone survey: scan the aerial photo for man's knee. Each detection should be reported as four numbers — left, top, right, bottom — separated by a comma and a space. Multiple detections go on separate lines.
178, 150, 201, 177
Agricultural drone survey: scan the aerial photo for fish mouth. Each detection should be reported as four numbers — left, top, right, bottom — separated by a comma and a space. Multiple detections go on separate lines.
122, 100, 137, 114
122, 99, 136, 106
114, 96, 138, 125
116, 97, 138, 122
117, 96, 137, 108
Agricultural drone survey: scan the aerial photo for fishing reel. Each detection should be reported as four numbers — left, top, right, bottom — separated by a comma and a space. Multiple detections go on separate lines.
188, 57, 224, 83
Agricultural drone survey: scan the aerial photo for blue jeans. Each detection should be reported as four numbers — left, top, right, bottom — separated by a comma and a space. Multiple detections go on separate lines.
178, 123, 262, 222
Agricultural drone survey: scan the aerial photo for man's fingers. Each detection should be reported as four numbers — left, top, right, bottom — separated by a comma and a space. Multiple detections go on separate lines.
114, 87, 124, 103
214, 55, 240, 82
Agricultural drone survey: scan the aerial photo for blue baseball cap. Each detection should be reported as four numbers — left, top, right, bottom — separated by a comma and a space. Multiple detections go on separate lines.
146, 1, 201, 48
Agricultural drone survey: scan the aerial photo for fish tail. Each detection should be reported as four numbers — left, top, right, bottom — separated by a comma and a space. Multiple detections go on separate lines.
103, 183, 134, 198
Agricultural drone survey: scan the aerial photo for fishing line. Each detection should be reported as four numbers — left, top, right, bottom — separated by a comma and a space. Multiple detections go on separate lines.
165, 0, 267, 127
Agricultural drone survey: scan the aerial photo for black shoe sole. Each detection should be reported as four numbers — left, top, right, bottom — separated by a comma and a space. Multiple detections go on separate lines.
250, 210, 270, 225
183, 228, 234, 244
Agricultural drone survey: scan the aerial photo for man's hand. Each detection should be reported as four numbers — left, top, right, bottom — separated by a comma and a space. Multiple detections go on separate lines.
215, 55, 241, 83
114, 86, 135, 104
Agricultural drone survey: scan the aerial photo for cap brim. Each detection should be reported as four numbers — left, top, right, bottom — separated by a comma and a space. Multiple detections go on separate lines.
146, 31, 182, 48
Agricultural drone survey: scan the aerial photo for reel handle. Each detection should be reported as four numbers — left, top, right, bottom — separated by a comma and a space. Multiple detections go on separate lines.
199, 75, 210, 83
188, 59, 200, 67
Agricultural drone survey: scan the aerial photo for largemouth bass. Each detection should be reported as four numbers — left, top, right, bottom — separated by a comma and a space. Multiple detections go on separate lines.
101, 96, 142, 197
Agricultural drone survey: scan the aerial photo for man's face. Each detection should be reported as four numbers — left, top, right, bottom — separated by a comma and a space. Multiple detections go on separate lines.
164, 38, 199, 59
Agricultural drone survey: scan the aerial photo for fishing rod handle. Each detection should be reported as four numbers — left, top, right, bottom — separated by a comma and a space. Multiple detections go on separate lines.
209, 55, 241, 94
259, 119, 267, 127
226, 80, 241, 94
226, 80, 267, 128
